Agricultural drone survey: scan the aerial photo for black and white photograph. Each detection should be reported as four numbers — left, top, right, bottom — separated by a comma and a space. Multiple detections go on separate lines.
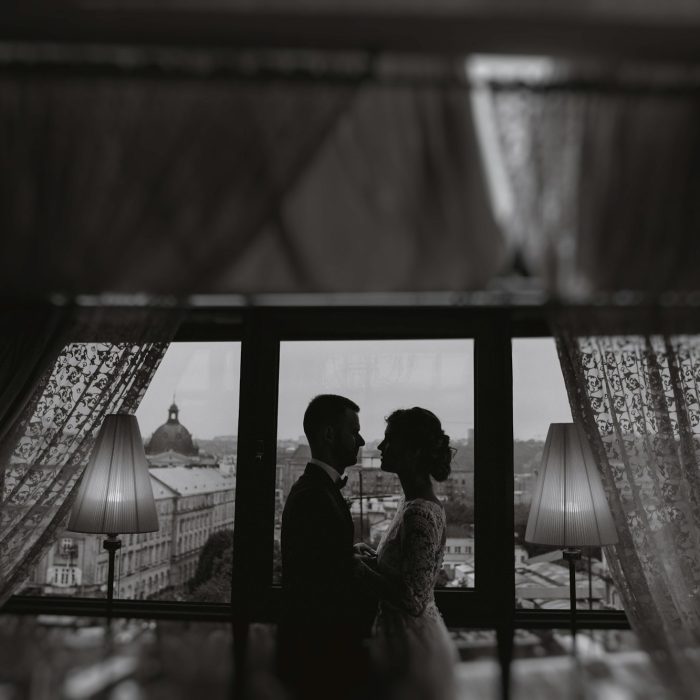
2, 2, 700, 699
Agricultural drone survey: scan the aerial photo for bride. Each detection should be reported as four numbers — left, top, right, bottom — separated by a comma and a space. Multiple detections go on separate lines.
356, 407, 458, 700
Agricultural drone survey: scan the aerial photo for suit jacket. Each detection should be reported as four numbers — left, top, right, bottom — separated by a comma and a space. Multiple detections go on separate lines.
280, 462, 376, 633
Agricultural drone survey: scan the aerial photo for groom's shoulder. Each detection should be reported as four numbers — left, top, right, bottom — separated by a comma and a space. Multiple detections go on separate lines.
287, 466, 326, 500
285, 467, 336, 512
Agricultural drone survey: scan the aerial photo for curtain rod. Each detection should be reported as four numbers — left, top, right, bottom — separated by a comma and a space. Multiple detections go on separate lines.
1, 53, 699, 95
0, 43, 474, 87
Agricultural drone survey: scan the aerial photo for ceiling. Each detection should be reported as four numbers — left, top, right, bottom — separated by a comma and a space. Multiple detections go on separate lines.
4, 1, 700, 62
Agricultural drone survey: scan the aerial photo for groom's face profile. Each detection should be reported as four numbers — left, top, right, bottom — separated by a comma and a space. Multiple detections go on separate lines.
330, 408, 365, 469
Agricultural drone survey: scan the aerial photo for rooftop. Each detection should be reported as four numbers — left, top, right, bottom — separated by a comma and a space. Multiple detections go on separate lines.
149, 466, 234, 497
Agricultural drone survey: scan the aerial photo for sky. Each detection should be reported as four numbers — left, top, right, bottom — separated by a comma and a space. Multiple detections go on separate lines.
135, 338, 572, 442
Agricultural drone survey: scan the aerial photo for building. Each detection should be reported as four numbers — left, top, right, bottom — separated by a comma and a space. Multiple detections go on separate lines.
149, 465, 235, 591
444, 524, 474, 565
29, 403, 235, 599
276, 438, 473, 504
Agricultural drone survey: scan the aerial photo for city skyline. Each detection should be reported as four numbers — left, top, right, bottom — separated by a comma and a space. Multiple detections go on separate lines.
135, 338, 572, 442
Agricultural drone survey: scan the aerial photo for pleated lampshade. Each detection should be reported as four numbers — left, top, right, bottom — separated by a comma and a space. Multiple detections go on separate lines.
525, 422, 617, 547
68, 414, 159, 535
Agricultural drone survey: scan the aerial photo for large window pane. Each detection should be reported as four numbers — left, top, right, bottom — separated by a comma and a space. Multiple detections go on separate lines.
274, 339, 474, 587
22, 342, 240, 603
512, 338, 622, 611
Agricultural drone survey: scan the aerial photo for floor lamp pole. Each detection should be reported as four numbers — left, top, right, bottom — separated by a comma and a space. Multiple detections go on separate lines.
104, 534, 122, 617
563, 547, 581, 655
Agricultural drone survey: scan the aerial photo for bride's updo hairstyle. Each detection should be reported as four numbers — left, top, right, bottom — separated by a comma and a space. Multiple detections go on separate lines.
386, 407, 453, 482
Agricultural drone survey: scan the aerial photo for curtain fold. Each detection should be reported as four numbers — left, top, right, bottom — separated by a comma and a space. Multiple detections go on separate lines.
0, 52, 506, 297
223, 83, 506, 292
556, 321, 700, 698
484, 66, 700, 300
0, 306, 182, 606
0, 71, 358, 297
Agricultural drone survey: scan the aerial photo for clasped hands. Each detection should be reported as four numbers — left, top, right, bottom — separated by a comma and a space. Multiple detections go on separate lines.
353, 542, 377, 567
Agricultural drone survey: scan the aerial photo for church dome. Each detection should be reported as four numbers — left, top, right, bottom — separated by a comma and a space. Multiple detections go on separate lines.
146, 402, 199, 456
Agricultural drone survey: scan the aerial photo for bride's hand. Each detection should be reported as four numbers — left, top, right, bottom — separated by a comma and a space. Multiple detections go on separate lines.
353, 542, 376, 557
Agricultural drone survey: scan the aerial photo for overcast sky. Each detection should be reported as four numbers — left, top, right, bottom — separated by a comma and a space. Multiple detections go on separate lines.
135, 337, 572, 443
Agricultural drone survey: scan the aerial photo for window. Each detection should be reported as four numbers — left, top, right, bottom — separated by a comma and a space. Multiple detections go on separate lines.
7, 309, 628, 651
20, 342, 240, 604
273, 338, 474, 587
512, 338, 622, 611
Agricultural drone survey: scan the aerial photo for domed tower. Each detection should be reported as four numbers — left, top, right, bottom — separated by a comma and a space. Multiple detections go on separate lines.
146, 402, 199, 457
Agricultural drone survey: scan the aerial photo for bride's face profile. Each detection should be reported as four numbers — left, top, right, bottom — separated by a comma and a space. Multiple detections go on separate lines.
378, 426, 417, 476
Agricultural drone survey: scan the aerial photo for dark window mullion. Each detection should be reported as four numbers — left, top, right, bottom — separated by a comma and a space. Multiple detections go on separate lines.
472, 312, 514, 627
232, 309, 280, 620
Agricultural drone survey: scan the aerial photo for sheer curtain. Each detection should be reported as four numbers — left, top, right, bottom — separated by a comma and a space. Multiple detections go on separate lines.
484, 59, 700, 695
224, 82, 505, 292
556, 325, 700, 698
0, 306, 181, 605
0, 66, 357, 297
0, 52, 505, 297
480, 62, 700, 300
0, 306, 72, 478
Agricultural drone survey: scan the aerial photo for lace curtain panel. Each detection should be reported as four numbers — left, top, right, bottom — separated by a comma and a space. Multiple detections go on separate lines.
557, 330, 700, 698
481, 63, 700, 300
0, 307, 181, 606
0, 306, 71, 457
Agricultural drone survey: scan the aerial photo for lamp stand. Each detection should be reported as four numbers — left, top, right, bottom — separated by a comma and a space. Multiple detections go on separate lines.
562, 548, 581, 653
103, 533, 121, 616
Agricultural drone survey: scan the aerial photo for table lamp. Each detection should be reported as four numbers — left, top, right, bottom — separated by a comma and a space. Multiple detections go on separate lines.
68, 413, 159, 612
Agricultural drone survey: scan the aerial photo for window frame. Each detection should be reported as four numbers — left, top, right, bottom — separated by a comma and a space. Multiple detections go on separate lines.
233, 306, 511, 627
2, 305, 630, 633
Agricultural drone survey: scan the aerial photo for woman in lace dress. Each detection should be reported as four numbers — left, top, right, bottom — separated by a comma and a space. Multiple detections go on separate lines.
357, 407, 458, 700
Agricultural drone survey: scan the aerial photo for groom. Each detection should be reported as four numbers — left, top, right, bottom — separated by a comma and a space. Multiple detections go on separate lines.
278, 394, 377, 700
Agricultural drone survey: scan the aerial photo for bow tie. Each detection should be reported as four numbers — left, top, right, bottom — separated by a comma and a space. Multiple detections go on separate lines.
337, 475, 348, 489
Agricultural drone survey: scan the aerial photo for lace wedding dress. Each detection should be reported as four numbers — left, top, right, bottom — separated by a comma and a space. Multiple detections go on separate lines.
367, 497, 458, 700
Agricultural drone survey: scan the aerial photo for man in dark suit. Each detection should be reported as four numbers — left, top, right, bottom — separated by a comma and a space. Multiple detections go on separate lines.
278, 394, 377, 700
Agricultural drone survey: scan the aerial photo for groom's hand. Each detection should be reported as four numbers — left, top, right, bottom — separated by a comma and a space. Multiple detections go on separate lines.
353, 542, 376, 557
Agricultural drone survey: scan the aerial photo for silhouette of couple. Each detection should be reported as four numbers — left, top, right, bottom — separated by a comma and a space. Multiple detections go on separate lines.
278, 394, 457, 700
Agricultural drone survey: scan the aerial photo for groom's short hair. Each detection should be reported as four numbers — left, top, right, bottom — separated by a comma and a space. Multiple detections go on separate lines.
303, 394, 359, 444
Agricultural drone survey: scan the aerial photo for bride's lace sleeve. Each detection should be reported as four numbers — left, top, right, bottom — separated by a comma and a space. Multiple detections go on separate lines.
396, 503, 441, 615
356, 501, 441, 616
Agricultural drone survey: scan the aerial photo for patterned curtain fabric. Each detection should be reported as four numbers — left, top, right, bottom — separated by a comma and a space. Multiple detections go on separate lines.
556, 328, 700, 698
0, 306, 71, 456
0, 307, 181, 606
482, 65, 700, 300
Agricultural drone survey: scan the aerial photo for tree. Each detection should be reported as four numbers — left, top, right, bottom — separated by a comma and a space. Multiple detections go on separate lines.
443, 498, 474, 526
188, 530, 234, 603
